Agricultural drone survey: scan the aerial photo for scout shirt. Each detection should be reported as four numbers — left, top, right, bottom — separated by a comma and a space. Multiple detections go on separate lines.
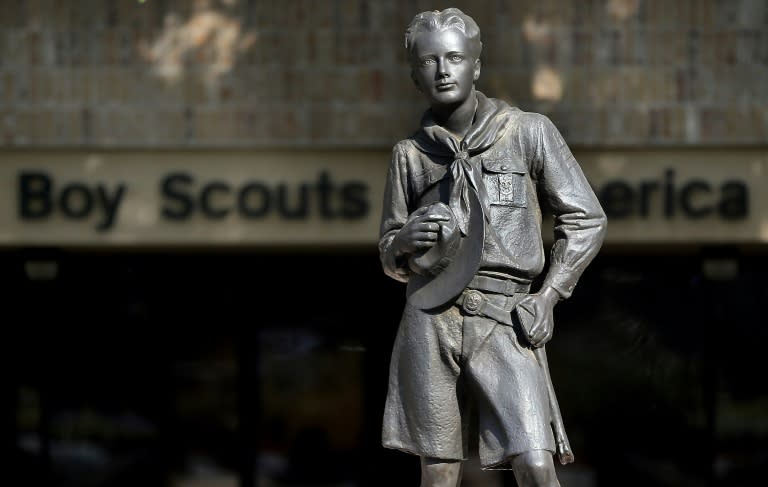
379, 92, 606, 298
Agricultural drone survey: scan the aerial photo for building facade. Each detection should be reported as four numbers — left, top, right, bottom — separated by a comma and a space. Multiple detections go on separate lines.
2, 1, 767, 486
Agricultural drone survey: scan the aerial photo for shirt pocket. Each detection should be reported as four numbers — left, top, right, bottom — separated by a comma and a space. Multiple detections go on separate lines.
482, 157, 528, 208
411, 160, 449, 201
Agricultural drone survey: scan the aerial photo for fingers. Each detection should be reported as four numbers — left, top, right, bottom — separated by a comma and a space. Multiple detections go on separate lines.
405, 222, 441, 243
417, 212, 450, 224
405, 219, 442, 233
413, 231, 438, 242
543, 327, 554, 344
414, 222, 441, 232
527, 310, 542, 335
527, 315, 546, 346
413, 240, 438, 249
525, 301, 550, 346
532, 324, 553, 347
518, 294, 556, 347
397, 221, 440, 253
529, 319, 553, 347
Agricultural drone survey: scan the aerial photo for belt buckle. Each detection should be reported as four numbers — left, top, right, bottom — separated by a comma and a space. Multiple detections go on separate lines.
462, 290, 484, 315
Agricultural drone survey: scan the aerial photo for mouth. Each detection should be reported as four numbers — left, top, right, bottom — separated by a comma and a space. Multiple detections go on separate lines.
435, 82, 456, 91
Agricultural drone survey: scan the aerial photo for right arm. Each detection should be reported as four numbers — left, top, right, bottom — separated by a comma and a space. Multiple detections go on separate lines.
379, 143, 446, 282
379, 144, 413, 282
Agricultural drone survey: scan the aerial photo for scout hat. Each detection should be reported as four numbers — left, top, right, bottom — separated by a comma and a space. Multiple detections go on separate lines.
405, 193, 485, 310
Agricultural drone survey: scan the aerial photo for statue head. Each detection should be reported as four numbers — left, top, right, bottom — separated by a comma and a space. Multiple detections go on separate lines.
404, 8, 483, 108
404, 8, 482, 61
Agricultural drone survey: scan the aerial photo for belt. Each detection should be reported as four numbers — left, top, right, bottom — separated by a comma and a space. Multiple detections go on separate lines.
467, 275, 530, 296
455, 289, 526, 326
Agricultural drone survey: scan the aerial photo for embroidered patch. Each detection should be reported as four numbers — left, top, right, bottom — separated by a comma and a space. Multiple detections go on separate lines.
498, 173, 515, 201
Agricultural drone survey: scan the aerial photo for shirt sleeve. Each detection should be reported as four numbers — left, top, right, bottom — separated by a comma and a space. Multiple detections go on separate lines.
532, 115, 607, 299
379, 143, 412, 283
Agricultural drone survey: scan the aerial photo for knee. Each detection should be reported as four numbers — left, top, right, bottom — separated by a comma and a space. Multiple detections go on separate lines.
512, 451, 559, 487
524, 457, 554, 484
420, 457, 462, 487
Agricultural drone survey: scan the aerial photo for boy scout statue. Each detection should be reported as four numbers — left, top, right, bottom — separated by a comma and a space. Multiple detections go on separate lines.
379, 9, 606, 487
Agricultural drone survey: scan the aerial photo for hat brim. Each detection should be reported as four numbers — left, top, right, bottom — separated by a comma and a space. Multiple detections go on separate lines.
405, 192, 485, 310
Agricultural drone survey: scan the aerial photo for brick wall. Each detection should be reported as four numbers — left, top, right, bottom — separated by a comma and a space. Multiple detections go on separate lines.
0, 0, 766, 147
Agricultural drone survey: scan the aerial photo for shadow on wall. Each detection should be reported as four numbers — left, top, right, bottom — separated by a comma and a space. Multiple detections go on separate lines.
522, 0, 641, 105
138, 0, 257, 88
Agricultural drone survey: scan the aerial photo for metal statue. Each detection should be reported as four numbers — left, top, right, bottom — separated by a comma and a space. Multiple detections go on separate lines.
378, 8, 606, 487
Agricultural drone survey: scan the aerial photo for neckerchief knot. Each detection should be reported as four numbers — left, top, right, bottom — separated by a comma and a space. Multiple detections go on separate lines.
412, 92, 517, 238
449, 152, 483, 236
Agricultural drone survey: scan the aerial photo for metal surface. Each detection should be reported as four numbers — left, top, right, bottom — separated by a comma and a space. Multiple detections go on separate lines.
378, 8, 606, 486
406, 190, 484, 310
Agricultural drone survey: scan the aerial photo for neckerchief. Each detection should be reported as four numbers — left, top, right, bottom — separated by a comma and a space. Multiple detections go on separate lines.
412, 91, 518, 235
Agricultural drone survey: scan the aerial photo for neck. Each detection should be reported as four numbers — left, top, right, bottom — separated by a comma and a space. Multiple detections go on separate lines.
431, 89, 477, 140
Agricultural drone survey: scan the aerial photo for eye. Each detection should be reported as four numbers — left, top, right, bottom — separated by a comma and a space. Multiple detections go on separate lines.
419, 58, 436, 67
448, 54, 464, 62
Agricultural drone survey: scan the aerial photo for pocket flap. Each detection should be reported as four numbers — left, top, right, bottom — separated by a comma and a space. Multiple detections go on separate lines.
425, 164, 449, 184
412, 162, 449, 197
482, 158, 525, 174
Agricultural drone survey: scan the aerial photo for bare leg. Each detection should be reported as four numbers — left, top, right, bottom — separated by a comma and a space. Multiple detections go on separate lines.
420, 457, 464, 487
511, 450, 560, 487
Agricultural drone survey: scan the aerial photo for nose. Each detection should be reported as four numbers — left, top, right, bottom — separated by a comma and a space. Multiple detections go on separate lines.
436, 58, 449, 78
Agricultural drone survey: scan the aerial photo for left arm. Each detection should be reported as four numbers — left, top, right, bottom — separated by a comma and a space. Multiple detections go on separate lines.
523, 115, 607, 346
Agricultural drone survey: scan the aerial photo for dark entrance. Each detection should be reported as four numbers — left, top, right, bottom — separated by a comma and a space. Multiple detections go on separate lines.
2, 248, 766, 486
2, 250, 410, 486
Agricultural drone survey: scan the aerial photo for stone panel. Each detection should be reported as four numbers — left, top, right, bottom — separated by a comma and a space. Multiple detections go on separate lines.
0, 0, 763, 147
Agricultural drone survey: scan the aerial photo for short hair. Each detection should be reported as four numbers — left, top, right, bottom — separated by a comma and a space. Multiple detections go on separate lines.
404, 8, 482, 62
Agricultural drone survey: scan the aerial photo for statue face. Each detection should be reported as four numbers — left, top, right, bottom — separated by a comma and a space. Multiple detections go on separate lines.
410, 29, 480, 108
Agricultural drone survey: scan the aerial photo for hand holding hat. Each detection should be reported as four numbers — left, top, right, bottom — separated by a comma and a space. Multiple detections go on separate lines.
405, 192, 485, 310
407, 203, 461, 276
391, 205, 451, 258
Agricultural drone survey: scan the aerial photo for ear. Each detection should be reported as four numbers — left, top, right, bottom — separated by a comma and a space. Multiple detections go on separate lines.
473, 59, 482, 81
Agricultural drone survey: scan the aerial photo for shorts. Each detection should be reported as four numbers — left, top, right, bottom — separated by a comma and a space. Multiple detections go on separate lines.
381, 292, 555, 469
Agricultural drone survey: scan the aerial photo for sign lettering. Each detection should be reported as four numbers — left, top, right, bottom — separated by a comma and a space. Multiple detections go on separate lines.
17, 170, 370, 231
